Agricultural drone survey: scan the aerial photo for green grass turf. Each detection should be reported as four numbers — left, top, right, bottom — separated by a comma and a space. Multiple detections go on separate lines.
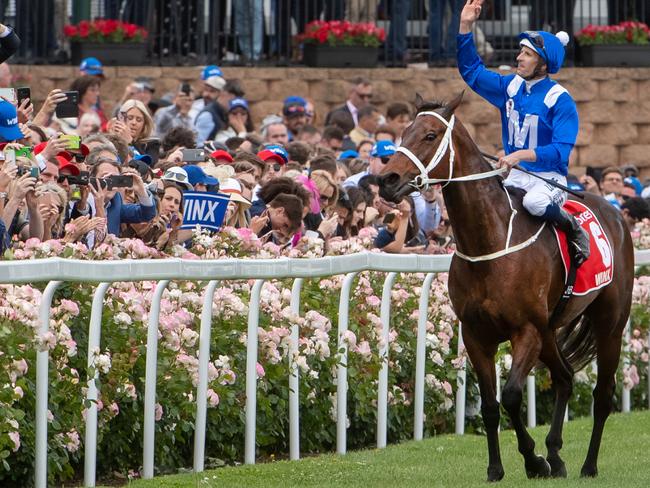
121, 410, 650, 488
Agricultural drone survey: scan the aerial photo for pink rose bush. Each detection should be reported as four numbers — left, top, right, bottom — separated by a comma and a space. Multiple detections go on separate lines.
0, 229, 648, 484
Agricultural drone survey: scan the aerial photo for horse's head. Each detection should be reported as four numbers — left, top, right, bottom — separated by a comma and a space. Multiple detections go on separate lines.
378, 92, 464, 202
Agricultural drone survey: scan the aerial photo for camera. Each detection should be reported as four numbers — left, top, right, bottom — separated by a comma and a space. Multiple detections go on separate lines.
17, 166, 40, 178
90, 174, 134, 191
59, 171, 90, 186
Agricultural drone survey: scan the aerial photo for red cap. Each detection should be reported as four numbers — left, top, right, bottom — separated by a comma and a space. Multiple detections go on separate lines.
58, 158, 81, 175
71, 143, 90, 156
33, 141, 47, 155
257, 149, 285, 165
210, 149, 234, 162
34, 141, 74, 161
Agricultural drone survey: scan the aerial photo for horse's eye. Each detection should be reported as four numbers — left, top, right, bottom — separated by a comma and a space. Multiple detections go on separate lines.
426, 132, 437, 141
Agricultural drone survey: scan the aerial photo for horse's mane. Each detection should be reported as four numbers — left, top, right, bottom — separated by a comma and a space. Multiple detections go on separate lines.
416, 100, 447, 114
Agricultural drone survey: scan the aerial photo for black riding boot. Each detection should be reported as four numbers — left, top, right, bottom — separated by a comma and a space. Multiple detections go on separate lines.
543, 205, 590, 266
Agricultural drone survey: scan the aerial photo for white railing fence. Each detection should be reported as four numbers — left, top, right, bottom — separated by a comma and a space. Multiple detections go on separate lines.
2, 249, 649, 488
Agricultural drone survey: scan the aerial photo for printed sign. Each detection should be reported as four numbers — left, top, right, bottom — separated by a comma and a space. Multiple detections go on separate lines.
553, 200, 614, 295
180, 191, 230, 232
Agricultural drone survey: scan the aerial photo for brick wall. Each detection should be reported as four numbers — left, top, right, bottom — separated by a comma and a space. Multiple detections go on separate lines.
12, 65, 650, 176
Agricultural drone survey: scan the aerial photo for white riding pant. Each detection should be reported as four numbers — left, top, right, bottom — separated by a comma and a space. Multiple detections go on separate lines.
504, 168, 567, 217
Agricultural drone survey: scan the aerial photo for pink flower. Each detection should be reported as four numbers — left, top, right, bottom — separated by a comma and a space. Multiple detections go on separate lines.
355, 340, 372, 359
66, 430, 80, 453
341, 330, 357, 348
207, 389, 220, 407
256, 362, 265, 378
13, 386, 24, 399
366, 295, 381, 307
60, 299, 80, 316
109, 402, 120, 416
8, 432, 20, 452
154, 403, 163, 421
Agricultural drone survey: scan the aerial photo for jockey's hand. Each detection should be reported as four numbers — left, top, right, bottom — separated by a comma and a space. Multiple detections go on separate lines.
497, 154, 520, 170
459, 0, 484, 34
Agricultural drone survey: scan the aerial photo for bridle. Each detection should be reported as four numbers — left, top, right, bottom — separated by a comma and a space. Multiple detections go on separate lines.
394, 110, 545, 262
395, 110, 506, 191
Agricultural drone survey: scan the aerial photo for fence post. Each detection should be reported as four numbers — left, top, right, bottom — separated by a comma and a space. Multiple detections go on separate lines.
454, 323, 466, 435
377, 272, 397, 449
337, 272, 358, 455
35, 280, 63, 488
289, 278, 303, 460
84, 282, 111, 488
193, 280, 220, 473
414, 273, 435, 441
142, 280, 170, 479
622, 318, 631, 413
245, 279, 265, 464
527, 374, 536, 428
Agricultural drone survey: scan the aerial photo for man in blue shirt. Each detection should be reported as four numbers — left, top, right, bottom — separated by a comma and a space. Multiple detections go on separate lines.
457, 0, 589, 265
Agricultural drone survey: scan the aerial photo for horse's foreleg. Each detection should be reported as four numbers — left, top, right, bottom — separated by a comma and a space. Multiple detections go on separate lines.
539, 334, 574, 478
462, 327, 503, 482
581, 323, 624, 478
502, 324, 551, 479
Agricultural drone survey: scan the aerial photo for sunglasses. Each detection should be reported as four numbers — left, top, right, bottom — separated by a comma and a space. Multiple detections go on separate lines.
270, 163, 282, 172
356, 92, 372, 100
524, 31, 548, 60
164, 170, 188, 182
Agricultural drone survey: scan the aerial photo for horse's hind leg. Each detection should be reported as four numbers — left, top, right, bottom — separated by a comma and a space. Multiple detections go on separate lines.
539, 332, 574, 478
462, 326, 504, 482
501, 324, 551, 479
581, 315, 626, 477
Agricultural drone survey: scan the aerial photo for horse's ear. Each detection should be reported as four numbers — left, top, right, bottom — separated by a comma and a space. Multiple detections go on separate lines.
442, 91, 465, 119
414, 93, 425, 110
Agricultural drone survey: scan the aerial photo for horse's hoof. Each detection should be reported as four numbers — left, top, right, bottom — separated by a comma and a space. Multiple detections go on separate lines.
525, 455, 551, 479
547, 457, 567, 478
487, 464, 505, 482
580, 464, 598, 478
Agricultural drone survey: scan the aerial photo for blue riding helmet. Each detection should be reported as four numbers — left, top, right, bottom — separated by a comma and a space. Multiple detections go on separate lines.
518, 31, 569, 74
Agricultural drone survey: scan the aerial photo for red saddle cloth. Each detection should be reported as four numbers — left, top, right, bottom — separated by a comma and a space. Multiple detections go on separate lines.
552, 200, 614, 295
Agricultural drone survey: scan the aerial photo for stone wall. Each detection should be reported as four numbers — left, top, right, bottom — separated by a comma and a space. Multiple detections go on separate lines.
11, 65, 650, 176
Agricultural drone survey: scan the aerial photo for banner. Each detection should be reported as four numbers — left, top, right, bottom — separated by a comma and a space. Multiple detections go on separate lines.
180, 191, 230, 232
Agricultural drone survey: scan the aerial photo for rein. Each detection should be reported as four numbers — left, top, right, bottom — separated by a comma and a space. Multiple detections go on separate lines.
398, 110, 545, 262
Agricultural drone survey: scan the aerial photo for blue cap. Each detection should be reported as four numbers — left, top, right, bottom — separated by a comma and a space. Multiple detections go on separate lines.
624, 176, 643, 196
567, 181, 585, 192
133, 153, 153, 166
265, 144, 289, 164
201, 65, 223, 80
184, 165, 219, 187
371, 140, 397, 158
284, 96, 307, 107
338, 150, 359, 160
0, 100, 23, 141
229, 97, 249, 111
80, 57, 104, 76
519, 31, 569, 74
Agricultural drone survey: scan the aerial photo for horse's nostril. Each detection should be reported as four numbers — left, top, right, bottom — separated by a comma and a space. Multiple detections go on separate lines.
380, 172, 400, 188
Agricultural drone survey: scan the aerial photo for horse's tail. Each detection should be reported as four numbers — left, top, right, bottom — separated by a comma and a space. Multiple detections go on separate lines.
556, 314, 597, 372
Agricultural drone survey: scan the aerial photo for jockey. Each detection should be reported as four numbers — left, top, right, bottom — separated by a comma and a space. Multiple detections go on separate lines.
456, 0, 590, 265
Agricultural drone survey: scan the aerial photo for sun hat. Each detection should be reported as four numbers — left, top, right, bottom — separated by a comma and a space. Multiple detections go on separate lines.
219, 178, 251, 207
184, 164, 219, 187
161, 166, 193, 191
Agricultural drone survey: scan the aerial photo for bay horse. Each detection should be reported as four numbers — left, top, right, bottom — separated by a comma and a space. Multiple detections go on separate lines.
378, 93, 634, 481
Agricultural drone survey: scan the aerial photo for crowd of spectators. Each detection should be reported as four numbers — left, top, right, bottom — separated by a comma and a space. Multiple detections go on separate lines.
0, 24, 647, 258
